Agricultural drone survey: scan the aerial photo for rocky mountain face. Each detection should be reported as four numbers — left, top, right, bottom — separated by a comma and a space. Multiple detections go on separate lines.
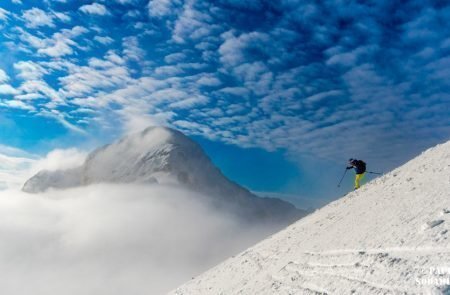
23, 127, 306, 224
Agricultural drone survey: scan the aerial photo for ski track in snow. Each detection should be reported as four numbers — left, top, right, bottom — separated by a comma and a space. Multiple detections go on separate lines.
170, 141, 450, 295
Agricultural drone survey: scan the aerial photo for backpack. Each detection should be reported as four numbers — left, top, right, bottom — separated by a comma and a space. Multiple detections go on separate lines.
357, 160, 366, 173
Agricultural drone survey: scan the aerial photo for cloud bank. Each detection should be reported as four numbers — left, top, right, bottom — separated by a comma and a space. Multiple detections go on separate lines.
0, 146, 280, 294
0, 184, 275, 295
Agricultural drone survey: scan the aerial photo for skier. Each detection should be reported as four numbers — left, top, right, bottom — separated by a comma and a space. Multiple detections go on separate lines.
346, 158, 366, 189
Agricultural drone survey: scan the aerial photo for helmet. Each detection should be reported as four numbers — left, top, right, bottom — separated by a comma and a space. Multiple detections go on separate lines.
348, 158, 356, 164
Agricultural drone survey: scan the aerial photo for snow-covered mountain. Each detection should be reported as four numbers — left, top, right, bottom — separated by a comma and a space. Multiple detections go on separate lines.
23, 126, 305, 223
170, 140, 450, 295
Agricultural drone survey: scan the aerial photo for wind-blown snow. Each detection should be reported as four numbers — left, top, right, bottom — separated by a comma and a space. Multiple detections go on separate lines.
171, 140, 450, 294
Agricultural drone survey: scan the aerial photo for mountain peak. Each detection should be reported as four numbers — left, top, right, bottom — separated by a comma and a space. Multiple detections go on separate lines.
129, 126, 195, 147
80, 126, 208, 188
23, 126, 306, 224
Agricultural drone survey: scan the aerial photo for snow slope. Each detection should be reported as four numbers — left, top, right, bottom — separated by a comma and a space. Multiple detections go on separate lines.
23, 126, 305, 224
170, 140, 450, 295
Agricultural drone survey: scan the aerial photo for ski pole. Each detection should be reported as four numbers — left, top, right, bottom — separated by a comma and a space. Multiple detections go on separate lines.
337, 168, 348, 187
367, 171, 382, 175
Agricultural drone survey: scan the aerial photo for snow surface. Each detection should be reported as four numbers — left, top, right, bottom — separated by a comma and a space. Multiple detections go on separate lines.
170, 140, 450, 295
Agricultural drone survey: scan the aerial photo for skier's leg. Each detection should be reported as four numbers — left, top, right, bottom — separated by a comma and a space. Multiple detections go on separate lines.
355, 173, 365, 189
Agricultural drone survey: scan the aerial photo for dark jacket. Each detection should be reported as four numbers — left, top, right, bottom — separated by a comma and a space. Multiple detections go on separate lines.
347, 160, 366, 174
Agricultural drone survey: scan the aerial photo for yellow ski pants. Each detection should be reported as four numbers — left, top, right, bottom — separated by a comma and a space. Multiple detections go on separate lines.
355, 173, 365, 189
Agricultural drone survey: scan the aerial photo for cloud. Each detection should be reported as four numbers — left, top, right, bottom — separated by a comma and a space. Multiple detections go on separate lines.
154, 65, 184, 76
172, 1, 217, 43
217, 86, 250, 96
94, 36, 114, 45
38, 26, 89, 57
303, 90, 344, 105
16, 28, 47, 49
0, 100, 34, 111
164, 52, 187, 64
0, 179, 277, 294
31, 148, 87, 173
0, 84, 20, 95
122, 36, 145, 61
14, 93, 44, 100
117, 105, 174, 133
153, 62, 207, 78
53, 11, 71, 23
0, 144, 35, 158
0, 146, 38, 190
18, 80, 63, 103
17, 26, 89, 58
116, 0, 139, 4
219, 31, 271, 67
79, 3, 110, 16
0, 69, 9, 83
14, 61, 48, 80
58, 53, 132, 99
0, 154, 35, 190
148, 0, 181, 18
0, 8, 10, 21
168, 95, 209, 109
39, 109, 87, 134
197, 74, 222, 87
22, 8, 55, 28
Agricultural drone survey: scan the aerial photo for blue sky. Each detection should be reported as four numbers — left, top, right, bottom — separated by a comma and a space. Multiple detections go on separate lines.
0, 0, 449, 206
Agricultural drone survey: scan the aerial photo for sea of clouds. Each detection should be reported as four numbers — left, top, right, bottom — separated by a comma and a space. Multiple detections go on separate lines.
0, 150, 277, 294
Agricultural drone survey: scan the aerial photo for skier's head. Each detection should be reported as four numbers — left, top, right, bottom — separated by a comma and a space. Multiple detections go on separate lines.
348, 158, 356, 165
